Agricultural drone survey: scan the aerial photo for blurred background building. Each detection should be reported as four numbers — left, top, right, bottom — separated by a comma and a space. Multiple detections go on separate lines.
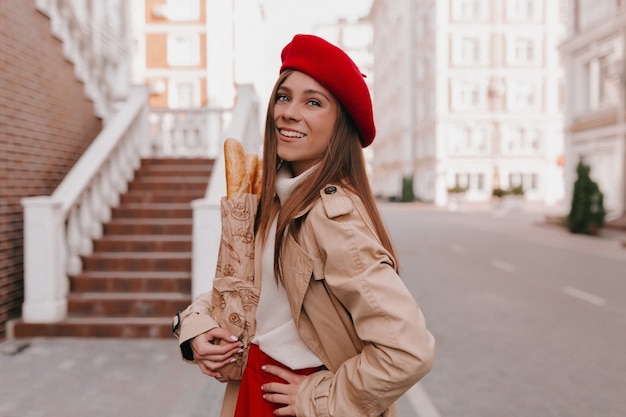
560, 0, 626, 221
369, 0, 566, 208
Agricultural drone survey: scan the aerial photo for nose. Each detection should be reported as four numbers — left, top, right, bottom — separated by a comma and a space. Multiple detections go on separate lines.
280, 102, 300, 121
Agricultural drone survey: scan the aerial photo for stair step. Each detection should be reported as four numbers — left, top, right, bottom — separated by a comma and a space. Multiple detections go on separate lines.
120, 191, 204, 204
111, 206, 193, 219
128, 180, 207, 192
103, 219, 192, 235
132, 176, 210, 184
94, 235, 192, 252
67, 292, 190, 317
71, 271, 191, 293
141, 158, 212, 166
82, 252, 192, 271
9, 317, 175, 338
136, 166, 213, 177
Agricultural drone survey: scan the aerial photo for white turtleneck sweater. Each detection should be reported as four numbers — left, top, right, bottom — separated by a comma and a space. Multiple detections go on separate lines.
252, 166, 323, 369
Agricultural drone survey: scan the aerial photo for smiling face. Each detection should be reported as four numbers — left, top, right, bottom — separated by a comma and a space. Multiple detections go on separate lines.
273, 71, 339, 176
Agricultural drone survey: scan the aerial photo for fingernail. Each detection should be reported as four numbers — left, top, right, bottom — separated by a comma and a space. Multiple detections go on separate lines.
237, 349, 244, 354
230, 335, 239, 341
261, 365, 267, 371
229, 358, 236, 363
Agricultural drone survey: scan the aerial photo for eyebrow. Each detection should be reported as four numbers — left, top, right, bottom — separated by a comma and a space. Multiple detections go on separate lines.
278, 85, 332, 102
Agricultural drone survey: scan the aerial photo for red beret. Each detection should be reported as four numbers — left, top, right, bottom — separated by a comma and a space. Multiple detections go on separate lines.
279, 34, 376, 148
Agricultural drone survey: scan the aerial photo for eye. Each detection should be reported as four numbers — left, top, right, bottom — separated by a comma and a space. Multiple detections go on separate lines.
307, 99, 321, 107
276, 93, 289, 103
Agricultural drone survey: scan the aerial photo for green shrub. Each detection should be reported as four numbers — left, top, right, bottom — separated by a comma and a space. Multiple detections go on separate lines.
447, 184, 468, 194
508, 185, 524, 196
567, 158, 606, 235
401, 176, 415, 202
492, 185, 524, 198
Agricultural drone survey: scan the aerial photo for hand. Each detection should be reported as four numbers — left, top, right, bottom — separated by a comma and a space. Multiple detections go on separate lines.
190, 327, 243, 378
261, 365, 306, 416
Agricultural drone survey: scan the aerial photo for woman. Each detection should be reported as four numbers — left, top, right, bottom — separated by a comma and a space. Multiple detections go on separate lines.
173, 34, 435, 417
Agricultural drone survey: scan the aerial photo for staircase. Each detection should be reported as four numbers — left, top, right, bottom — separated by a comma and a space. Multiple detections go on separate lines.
11, 158, 213, 338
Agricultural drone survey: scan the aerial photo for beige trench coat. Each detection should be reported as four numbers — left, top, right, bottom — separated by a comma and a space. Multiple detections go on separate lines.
173, 184, 435, 417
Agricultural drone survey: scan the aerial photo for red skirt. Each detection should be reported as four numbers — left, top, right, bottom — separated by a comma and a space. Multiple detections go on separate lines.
233, 344, 322, 417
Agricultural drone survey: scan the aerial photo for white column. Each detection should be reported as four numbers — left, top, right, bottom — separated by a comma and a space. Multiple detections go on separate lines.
21, 197, 68, 322
191, 198, 221, 299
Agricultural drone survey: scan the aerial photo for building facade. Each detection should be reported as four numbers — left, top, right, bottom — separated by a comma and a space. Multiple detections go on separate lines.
131, 0, 266, 111
560, 0, 626, 220
0, 0, 130, 340
369, 0, 566, 207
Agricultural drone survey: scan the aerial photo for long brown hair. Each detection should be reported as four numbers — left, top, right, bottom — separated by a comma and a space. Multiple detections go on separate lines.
255, 70, 398, 282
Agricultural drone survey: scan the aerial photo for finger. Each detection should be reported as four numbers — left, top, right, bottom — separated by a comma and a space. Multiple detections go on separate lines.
262, 364, 301, 384
208, 327, 241, 343
193, 342, 242, 360
196, 361, 222, 378
196, 352, 237, 372
273, 405, 296, 417
262, 392, 290, 406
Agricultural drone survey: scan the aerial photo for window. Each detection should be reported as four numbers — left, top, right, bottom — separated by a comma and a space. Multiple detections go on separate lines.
502, 125, 542, 154
167, 34, 200, 67
461, 0, 481, 18
166, 0, 200, 21
447, 124, 489, 154
452, 173, 485, 191
452, 0, 486, 20
508, 81, 538, 110
452, 34, 487, 66
507, 0, 539, 21
598, 55, 620, 106
458, 82, 482, 109
507, 172, 538, 191
509, 173, 523, 187
514, 37, 535, 64
583, 53, 621, 111
455, 173, 470, 188
461, 37, 482, 65
475, 173, 485, 191
169, 80, 200, 108
524, 129, 541, 151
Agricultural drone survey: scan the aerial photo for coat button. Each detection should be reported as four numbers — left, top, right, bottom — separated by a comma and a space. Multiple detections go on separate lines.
324, 186, 337, 194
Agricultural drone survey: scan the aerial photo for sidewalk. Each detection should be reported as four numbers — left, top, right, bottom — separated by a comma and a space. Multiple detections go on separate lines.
0, 338, 419, 417
384, 199, 626, 261
0, 338, 225, 417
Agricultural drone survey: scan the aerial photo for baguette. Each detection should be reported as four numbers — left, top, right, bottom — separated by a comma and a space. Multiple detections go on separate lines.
224, 138, 263, 198
239, 153, 258, 196
224, 138, 245, 199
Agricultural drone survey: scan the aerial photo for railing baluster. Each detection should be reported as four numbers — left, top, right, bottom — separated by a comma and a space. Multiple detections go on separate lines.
66, 206, 82, 276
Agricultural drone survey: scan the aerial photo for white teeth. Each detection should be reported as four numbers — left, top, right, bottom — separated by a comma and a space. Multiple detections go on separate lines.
280, 129, 305, 138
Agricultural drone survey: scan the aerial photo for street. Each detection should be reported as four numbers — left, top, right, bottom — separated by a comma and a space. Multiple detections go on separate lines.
382, 203, 626, 417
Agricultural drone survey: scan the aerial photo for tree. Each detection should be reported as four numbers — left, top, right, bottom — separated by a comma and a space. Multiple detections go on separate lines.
567, 158, 606, 235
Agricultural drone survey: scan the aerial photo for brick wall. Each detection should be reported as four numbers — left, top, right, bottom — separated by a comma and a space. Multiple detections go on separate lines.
0, 2, 103, 340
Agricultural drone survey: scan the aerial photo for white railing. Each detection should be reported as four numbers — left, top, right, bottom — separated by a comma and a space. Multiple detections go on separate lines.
20, 84, 260, 322
191, 84, 261, 298
148, 108, 229, 158
36, 0, 131, 121
21, 87, 150, 322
